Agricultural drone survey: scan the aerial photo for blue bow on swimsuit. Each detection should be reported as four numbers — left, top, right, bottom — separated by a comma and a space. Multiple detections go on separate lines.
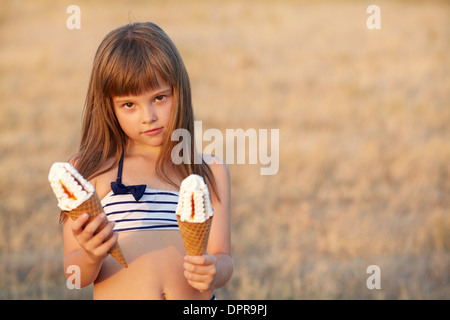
111, 181, 146, 201
110, 152, 146, 201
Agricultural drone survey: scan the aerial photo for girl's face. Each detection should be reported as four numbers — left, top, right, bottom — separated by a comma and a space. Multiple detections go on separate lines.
112, 81, 173, 149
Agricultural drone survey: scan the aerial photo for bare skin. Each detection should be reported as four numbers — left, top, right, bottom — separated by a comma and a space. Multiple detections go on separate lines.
62, 86, 232, 299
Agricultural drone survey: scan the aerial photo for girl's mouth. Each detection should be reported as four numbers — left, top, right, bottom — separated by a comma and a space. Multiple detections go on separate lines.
142, 127, 163, 136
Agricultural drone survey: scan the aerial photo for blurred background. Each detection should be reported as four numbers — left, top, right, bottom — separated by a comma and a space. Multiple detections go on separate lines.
0, 0, 449, 299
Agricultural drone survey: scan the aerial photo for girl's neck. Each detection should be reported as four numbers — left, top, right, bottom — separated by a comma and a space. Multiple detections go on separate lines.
125, 141, 161, 160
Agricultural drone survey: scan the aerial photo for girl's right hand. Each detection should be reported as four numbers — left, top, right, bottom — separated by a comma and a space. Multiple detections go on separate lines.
71, 212, 118, 264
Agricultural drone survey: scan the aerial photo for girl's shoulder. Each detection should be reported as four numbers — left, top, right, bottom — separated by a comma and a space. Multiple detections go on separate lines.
201, 154, 230, 207
89, 156, 118, 200
202, 153, 223, 165
202, 153, 227, 168
202, 154, 230, 183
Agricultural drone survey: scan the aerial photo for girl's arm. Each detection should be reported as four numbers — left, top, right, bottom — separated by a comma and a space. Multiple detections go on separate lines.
62, 212, 117, 288
62, 160, 118, 288
183, 156, 233, 291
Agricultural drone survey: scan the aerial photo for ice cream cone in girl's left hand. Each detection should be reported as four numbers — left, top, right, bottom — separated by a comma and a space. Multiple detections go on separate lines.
176, 174, 214, 256
48, 162, 128, 268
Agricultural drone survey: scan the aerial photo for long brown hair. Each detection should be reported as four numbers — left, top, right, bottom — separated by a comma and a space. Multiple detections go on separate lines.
71, 22, 218, 199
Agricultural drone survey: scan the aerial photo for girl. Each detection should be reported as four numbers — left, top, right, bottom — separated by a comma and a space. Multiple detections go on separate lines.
62, 22, 232, 299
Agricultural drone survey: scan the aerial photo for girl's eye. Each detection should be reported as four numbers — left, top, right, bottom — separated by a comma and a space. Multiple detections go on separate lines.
155, 95, 165, 102
123, 102, 134, 109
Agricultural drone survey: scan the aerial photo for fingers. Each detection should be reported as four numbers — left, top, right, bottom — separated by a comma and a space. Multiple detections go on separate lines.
94, 231, 118, 256
184, 269, 212, 282
73, 213, 107, 242
82, 213, 108, 236
184, 256, 215, 275
184, 271, 214, 292
185, 276, 212, 292
71, 212, 117, 260
88, 220, 115, 249
185, 254, 216, 266
71, 213, 90, 237
184, 254, 217, 292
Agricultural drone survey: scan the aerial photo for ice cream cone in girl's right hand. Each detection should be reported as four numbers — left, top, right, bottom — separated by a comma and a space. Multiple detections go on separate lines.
48, 162, 128, 268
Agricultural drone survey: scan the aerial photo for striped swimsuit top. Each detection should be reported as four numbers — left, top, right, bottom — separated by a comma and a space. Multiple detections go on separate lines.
101, 154, 179, 233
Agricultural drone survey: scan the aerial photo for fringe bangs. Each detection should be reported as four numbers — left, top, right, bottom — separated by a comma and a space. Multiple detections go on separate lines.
101, 29, 174, 98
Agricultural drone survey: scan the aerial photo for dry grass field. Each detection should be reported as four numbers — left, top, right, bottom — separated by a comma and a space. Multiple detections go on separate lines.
0, 0, 449, 299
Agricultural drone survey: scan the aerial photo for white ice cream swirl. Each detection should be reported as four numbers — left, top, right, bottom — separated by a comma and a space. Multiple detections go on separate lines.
176, 174, 213, 223
48, 162, 95, 211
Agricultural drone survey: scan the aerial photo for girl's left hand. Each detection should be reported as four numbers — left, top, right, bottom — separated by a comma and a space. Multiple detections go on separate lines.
183, 254, 217, 292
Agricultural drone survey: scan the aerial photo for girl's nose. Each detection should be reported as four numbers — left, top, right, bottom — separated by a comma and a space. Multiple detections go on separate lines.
142, 103, 157, 123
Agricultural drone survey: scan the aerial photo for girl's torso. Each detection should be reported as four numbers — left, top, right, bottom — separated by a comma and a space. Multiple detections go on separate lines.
91, 154, 213, 299
93, 224, 212, 299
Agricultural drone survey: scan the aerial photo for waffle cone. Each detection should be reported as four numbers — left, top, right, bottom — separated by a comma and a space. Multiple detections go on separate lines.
176, 216, 212, 256
61, 192, 128, 268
